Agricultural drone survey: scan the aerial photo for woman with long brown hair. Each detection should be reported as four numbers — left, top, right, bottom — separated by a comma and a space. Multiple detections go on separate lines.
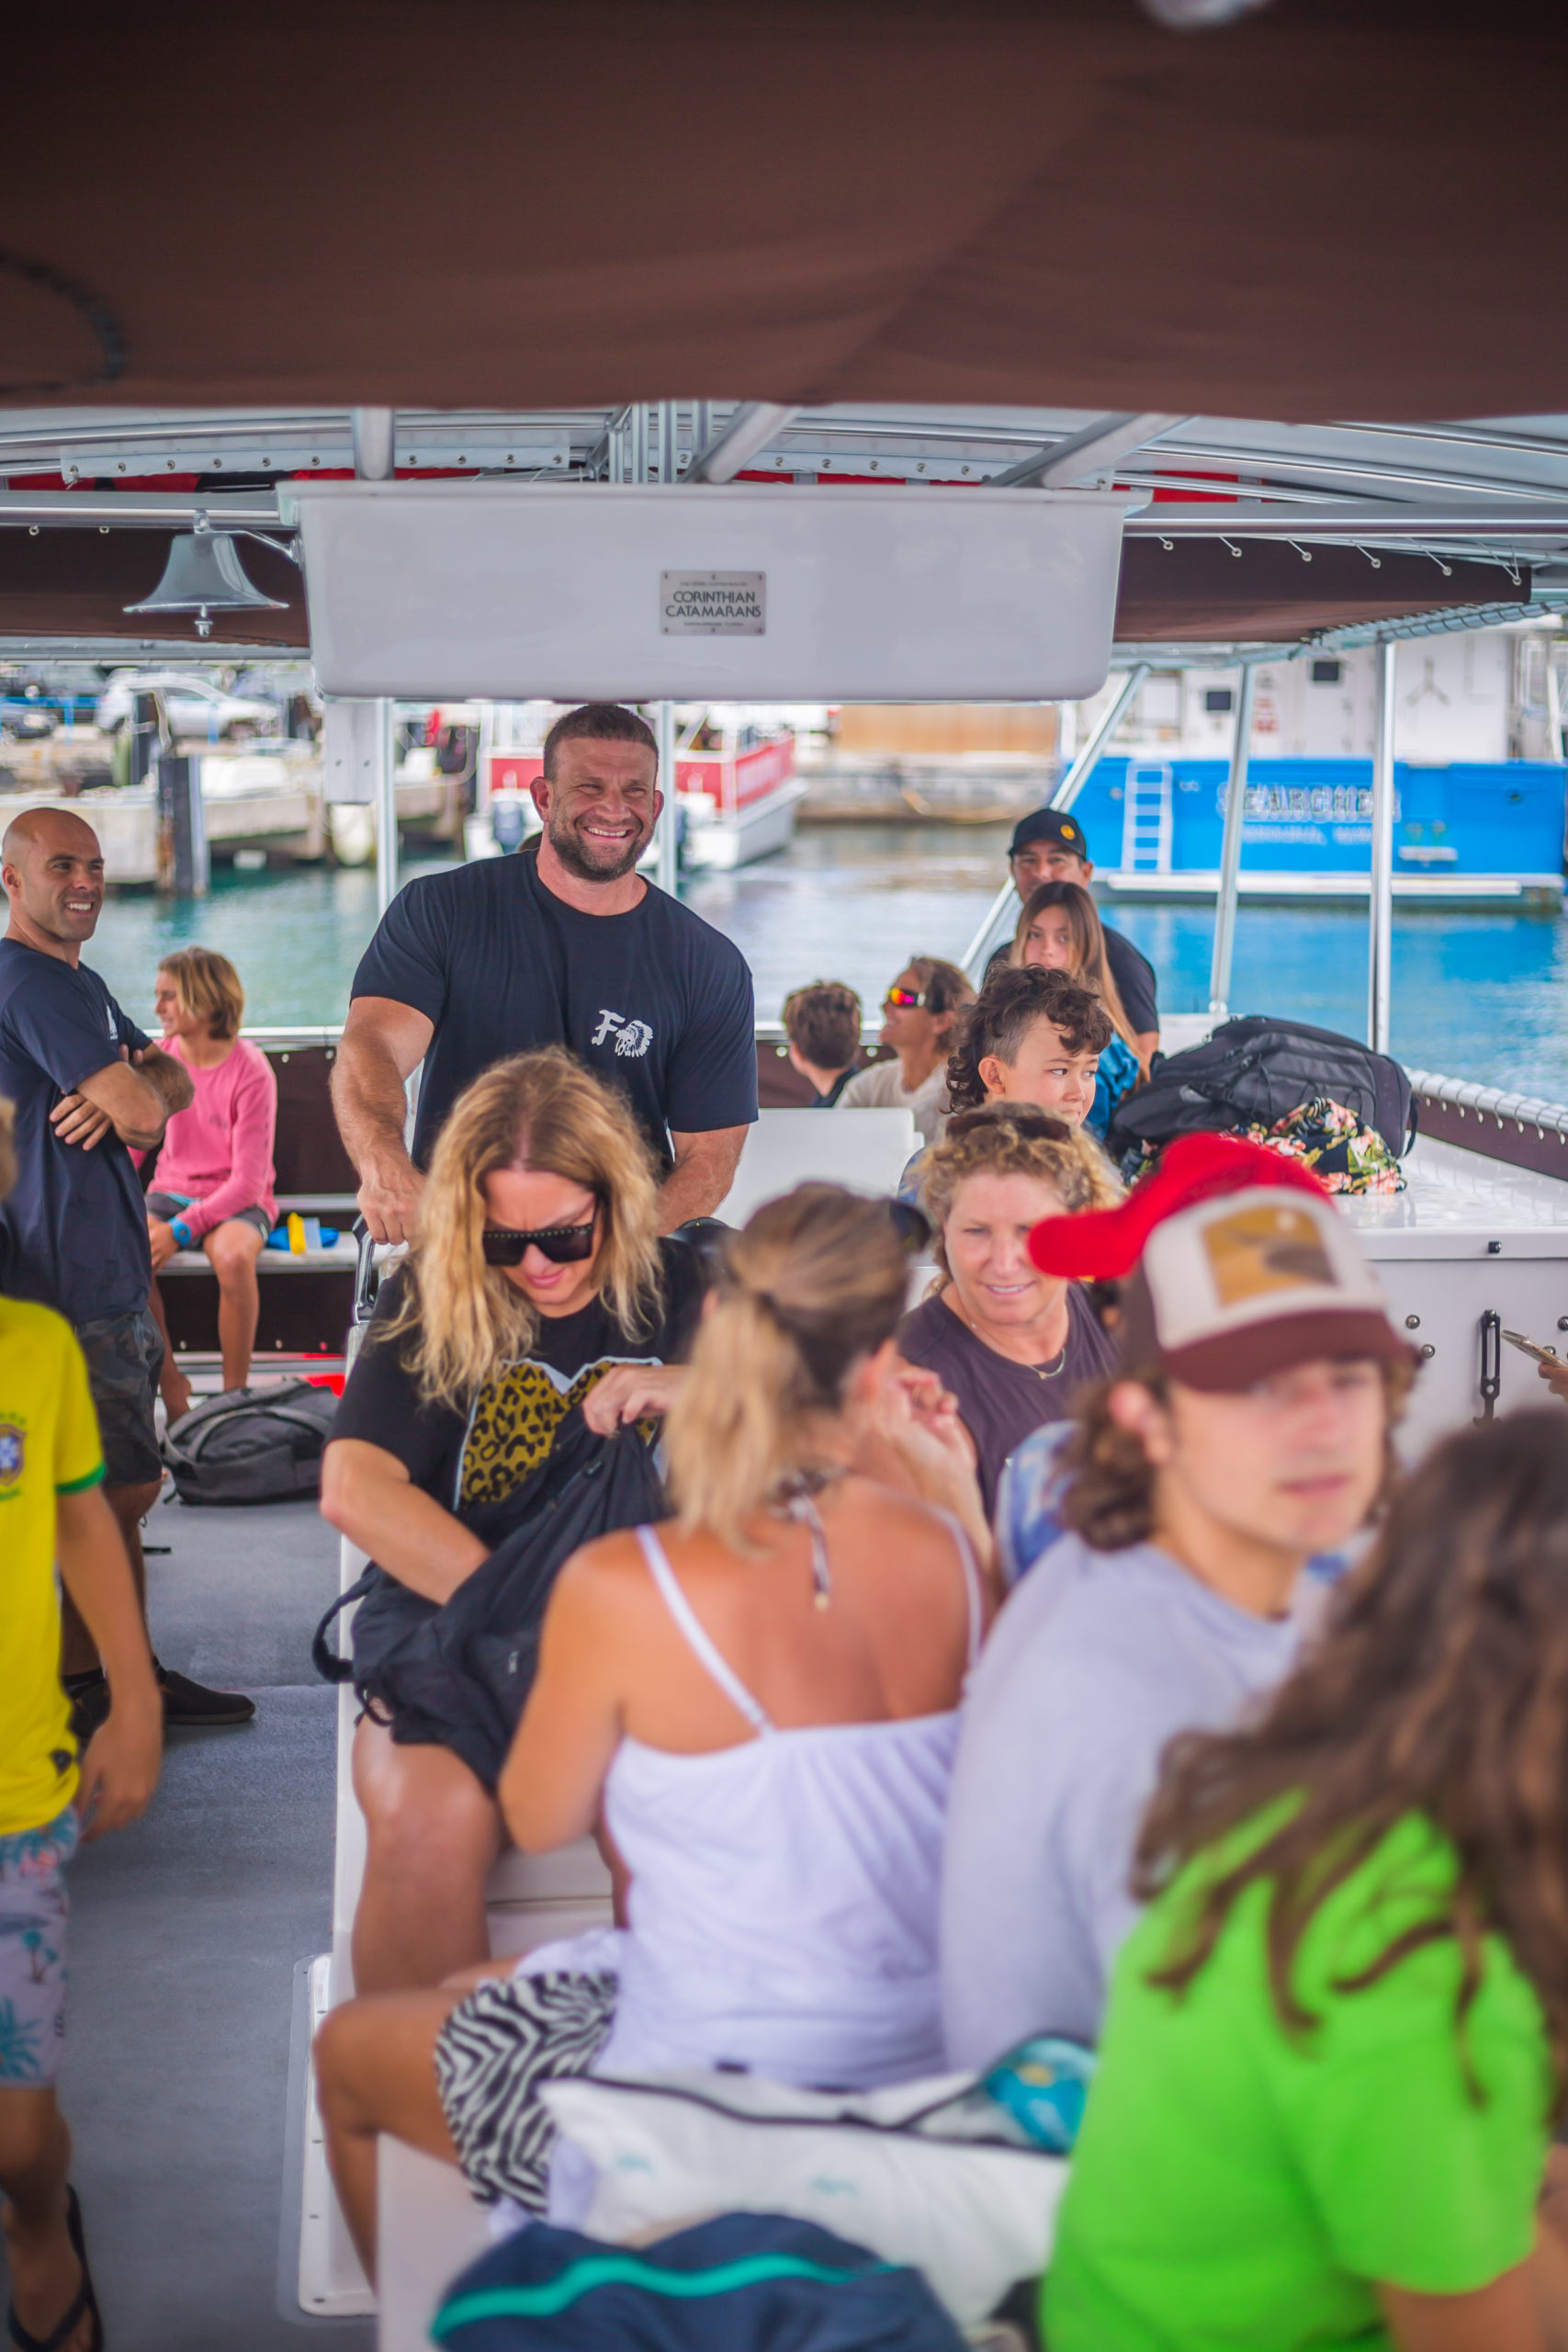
1047, 1408, 1568, 2351
1010, 879, 1144, 1129
321, 1047, 705, 1994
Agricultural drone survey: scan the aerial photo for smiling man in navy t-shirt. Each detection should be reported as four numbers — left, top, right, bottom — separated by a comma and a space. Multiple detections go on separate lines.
334, 703, 757, 1242
0, 804, 255, 1736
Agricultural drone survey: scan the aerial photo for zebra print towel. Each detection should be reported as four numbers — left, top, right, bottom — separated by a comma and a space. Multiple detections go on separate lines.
435, 1969, 618, 2211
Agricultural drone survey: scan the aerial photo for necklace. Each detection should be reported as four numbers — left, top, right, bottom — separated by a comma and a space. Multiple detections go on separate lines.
770, 1468, 842, 1611
947, 1284, 1069, 1380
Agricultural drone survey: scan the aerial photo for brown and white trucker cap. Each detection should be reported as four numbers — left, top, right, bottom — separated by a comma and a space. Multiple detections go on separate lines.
1117, 1185, 1409, 1390
1027, 1132, 1412, 1392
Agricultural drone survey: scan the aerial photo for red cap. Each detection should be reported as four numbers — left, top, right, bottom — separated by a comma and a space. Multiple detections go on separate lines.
1028, 1133, 1410, 1391
1027, 1132, 1329, 1282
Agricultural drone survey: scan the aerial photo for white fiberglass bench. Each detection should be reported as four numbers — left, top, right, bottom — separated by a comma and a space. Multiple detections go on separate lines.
714, 1103, 919, 1225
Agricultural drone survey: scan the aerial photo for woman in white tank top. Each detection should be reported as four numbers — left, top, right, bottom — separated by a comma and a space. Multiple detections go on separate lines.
318, 1182, 992, 2278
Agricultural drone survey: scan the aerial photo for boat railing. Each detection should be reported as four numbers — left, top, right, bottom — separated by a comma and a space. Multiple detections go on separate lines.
1408, 1068, 1568, 1182
1408, 1069, 1568, 1142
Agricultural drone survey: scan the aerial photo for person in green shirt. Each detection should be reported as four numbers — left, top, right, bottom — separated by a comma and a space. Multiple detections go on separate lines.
1047, 1407, 1568, 2352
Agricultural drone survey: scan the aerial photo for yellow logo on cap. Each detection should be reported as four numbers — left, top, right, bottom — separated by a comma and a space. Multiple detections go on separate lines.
1202, 1204, 1335, 1306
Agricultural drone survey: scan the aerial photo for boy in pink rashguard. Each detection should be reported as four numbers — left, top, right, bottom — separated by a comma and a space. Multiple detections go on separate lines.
143, 947, 276, 1416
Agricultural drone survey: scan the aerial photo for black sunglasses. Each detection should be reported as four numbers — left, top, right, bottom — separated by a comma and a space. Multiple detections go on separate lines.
945, 1105, 1073, 1146
482, 1213, 598, 1267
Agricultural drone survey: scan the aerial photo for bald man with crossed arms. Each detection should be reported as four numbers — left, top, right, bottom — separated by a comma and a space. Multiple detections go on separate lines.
0, 808, 254, 1734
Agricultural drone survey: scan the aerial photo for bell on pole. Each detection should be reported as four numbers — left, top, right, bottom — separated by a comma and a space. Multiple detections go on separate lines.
125, 516, 288, 639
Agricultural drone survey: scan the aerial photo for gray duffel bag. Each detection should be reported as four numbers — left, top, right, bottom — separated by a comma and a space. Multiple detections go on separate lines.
163, 1381, 339, 1505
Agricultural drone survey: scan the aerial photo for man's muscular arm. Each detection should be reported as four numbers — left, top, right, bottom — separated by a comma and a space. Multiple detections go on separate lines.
659, 1126, 747, 1232
331, 996, 435, 1244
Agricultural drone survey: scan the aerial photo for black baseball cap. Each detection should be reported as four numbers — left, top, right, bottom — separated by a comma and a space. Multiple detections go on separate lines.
1009, 808, 1091, 863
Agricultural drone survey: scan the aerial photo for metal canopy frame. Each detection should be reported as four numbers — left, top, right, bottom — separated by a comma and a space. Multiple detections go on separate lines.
0, 405, 1567, 568
3, 396, 1565, 1062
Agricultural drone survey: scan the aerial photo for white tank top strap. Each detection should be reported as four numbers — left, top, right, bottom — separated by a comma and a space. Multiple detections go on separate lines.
934, 1509, 985, 1672
634, 1524, 774, 1736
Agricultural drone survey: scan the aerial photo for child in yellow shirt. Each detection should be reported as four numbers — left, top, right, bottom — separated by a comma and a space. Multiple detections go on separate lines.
0, 1098, 162, 2352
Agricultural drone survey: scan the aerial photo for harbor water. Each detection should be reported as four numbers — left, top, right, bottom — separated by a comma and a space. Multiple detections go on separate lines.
82, 823, 1568, 1099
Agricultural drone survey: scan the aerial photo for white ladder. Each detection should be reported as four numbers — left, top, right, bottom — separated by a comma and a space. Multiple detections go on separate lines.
1119, 762, 1173, 872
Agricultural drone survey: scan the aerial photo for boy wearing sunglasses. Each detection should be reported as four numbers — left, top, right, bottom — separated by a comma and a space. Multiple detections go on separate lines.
837, 958, 974, 1147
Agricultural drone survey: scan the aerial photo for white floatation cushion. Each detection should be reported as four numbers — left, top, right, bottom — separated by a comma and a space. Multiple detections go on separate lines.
539, 2065, 1067, 2326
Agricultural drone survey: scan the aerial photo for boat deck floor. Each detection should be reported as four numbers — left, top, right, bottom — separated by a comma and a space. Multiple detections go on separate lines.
0, 1490, 373, 2352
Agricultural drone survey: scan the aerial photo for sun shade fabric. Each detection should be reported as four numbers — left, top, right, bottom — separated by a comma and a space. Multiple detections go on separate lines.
1, 2, 1564, 422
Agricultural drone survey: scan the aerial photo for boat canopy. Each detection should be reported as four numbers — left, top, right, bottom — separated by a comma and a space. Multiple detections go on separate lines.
1, 4, 1562, 426
0, 4, 1565, 661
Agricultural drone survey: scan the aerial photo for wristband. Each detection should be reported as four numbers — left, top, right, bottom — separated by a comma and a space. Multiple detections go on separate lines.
170, 1216, 195, 1249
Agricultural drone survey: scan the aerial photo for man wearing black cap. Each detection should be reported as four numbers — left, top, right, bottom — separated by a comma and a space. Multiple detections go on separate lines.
1006, 810, 1160, 1062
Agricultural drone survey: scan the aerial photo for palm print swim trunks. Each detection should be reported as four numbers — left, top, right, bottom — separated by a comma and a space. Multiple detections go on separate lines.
0, 1808, 78, 2086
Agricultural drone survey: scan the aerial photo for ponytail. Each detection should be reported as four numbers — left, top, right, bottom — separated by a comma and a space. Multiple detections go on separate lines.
663, 1183, 910, 1554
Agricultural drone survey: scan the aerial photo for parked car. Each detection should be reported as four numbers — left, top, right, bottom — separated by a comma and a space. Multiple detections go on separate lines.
96, 671, 280, 741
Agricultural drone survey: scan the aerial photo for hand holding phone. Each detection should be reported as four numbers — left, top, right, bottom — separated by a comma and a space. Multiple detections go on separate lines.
1504, 1329, 1562, 1366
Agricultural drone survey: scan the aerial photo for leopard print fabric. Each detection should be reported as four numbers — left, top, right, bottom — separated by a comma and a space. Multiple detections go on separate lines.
459, 1358, 653, 1510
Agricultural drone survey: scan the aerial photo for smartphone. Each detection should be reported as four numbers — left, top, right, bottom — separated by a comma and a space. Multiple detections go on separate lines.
1503, 1329, 1562, 1366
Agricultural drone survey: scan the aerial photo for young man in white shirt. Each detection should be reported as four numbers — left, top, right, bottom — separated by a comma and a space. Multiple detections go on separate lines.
941, 1134, 1413, 2062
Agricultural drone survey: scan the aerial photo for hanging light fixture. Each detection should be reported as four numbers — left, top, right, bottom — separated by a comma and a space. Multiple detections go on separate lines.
124, 513, 288, 638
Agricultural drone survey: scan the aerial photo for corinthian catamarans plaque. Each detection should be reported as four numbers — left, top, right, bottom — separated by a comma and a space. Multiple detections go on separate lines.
660, 571, 766, 635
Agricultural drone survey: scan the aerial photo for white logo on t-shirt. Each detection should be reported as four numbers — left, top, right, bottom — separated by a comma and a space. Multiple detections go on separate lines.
592, 1010, 654, 1058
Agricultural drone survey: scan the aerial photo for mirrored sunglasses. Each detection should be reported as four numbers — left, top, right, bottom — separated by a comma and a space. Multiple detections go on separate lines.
482, 1216, 597, 1267
883, 986, 926, 1010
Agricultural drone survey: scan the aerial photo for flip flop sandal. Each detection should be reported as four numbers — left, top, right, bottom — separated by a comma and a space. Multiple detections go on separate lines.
6, 2185, 103, 2352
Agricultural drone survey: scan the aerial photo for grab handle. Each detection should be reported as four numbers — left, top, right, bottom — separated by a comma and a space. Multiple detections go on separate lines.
1476, 1308, 1502, 1424
353, 1218, 378, 1328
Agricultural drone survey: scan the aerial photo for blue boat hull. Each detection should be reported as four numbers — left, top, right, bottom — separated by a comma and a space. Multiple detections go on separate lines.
1075, 757, 1567, 904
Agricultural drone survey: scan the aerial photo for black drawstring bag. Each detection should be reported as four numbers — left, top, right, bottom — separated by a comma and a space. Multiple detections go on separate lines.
313, 1408, 665, 1791
1105, 1014, 1415, 1166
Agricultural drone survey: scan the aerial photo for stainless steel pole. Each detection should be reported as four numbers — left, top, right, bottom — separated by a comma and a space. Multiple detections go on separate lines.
1546, 632, 1565, 765
1208, 662, 1258, 1016
655, 701, 679, 895
375, 695, 398, 916
958, 662, 1150, 981
1050, 662, 1150, 816
1368, 639, 1397, 1052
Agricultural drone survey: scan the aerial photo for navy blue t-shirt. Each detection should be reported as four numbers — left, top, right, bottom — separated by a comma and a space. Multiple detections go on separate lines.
0, 938, 152, 1324
352, 849, 758, 1168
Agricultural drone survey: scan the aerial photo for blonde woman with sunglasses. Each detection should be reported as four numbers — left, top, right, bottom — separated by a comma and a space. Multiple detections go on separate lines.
321, 1049, 707, 1995
316, 1184, 991, 2281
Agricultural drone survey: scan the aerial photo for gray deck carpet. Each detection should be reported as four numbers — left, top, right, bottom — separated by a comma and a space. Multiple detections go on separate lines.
1, 1492, 374, 2351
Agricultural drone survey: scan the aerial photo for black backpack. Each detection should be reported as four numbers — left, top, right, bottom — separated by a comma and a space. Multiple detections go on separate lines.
163, 1381, 340, 1505
312, 1408, 666, 1792
1106, 1015, 1416, 1163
